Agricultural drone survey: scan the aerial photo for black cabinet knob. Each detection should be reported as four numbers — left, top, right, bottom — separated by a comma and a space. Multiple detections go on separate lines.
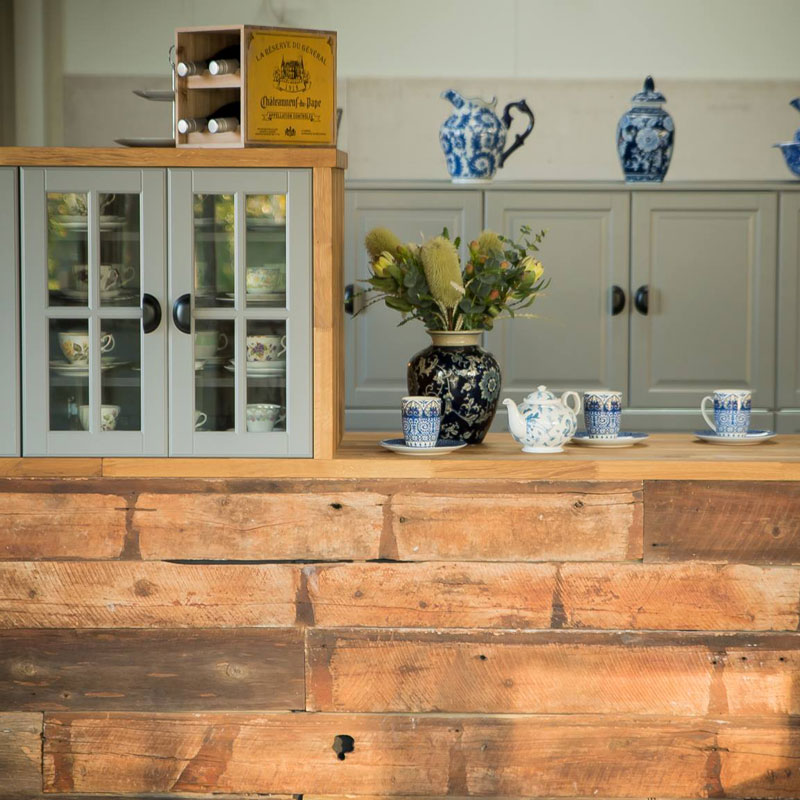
634, 285, 649, 315
141, 293, 162, 334
344, 283, 355, 315
172, 293, 191, 334
611, 285, 626, 316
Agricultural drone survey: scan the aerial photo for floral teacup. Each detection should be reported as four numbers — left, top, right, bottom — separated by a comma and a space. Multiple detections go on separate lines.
58, 331, 115, 364
194, 409, 208, 430
246, 264, 285, 294
246, 403, 285, 432
195, 331, 228, 361
246, 334, 286, 363
79, 404, 120, 431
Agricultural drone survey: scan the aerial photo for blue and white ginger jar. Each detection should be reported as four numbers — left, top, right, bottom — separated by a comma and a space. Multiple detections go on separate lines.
616, 76, 674, 182
773, 97, 800, 177
439, 89, 535, 183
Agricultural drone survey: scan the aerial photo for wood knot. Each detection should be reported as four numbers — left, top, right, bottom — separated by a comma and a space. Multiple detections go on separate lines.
133, 579, 157, 597
225, 663, 246, 679
332, 734, 355, 761
330, 502, 343, 510
573, 500, 584, 509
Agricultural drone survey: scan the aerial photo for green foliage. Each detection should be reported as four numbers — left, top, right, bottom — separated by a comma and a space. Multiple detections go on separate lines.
356, 225, 548, 331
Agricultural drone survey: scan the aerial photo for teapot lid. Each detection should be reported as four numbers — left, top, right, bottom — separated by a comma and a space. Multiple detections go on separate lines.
631, 76, 666, 103
523, 385, 560, 405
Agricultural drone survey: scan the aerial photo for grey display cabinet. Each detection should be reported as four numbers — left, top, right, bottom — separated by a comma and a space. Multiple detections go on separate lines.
18, 165, 312, 457
346, 181, 800, 432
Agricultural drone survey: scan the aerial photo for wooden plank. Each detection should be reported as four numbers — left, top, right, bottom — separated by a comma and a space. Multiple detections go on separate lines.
0, 491, 128, 559
0, 712, 42, 799
136, 490, 385, 560
306, 561, 800, 631
306, 629, 800, 715
0, 146, 347, 169
0, 629, 303, 712
42, 712, 800, 797
389, 485, 643, 561
0, 458, 100, 477
645, 481, 800, 563
0, 562, 298, 627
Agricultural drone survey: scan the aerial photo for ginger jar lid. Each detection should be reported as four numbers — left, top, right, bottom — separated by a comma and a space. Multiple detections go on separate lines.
631, 76, 666, 104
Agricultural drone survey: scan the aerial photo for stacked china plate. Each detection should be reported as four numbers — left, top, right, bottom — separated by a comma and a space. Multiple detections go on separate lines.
224, 359, 286, 376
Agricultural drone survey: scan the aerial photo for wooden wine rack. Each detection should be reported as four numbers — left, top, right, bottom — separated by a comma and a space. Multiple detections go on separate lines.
174, 25, 337, 149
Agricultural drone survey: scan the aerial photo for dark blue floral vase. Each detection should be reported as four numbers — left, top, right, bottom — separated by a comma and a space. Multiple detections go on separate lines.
616, 76, 674, 182
407, 331, 501, 444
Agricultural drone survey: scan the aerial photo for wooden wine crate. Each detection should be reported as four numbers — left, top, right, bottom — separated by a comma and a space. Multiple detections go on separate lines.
174, 24, 337, 148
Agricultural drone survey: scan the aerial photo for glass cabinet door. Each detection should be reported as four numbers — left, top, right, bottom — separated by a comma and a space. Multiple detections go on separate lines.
22, 168, 167, 456
169, 169, 311, 456
0, 168, 19, 455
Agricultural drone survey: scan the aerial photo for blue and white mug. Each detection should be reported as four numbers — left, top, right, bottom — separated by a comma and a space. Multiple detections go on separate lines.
701, 390, 751, 437
583, 390, 622, 439
401, 396, 442, 448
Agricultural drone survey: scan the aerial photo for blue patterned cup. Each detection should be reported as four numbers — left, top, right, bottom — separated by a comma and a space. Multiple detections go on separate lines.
401, 396, 442, 448
583, 390, 623, 439
701, 390, 751, 437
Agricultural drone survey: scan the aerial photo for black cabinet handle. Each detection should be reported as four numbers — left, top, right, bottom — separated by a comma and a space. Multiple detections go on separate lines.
634, 285, 649, 315
344, 283, 355, 315
611, 285, 626, 316
172, 293, 191, 334
141, 293, 162, 334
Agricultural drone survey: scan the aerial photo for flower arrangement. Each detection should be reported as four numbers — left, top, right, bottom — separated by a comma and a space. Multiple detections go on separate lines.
358, 225, 547, 331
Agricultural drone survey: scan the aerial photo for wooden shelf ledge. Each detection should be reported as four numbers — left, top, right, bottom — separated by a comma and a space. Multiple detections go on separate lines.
0, 434, 799, 480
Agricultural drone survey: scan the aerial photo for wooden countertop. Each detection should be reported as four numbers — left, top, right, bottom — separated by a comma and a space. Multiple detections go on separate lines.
0, 146, 348, 169
2, 433, 800, 480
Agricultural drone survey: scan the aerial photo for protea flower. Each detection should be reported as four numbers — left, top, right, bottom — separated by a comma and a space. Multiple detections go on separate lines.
420, 235, 464, 308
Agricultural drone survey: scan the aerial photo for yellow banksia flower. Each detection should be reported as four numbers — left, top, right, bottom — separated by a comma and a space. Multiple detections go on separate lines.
477, 230, 504, 257
365, 227, 402, 260
420, 236, 464, 308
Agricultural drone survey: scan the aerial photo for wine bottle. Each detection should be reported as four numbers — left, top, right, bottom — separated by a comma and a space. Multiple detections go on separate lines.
178, 101, 240, 136
208, 58, 240, 76
207, 101, 241, 134
176, 44, 239, 78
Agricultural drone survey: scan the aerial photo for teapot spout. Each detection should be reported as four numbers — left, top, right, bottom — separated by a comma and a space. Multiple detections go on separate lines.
791, 97, 800, 114
503, 398, 525, 440
441, 89, 466, 109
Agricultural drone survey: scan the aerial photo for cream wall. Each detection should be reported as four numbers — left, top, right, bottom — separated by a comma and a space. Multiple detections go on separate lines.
16, 0, 800, 179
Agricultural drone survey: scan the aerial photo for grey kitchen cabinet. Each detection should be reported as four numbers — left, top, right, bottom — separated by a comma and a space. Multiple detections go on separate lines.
778, 192, 800, 410
22, 167, 168, 456
629, 191, 777, 412
344, 188, 482, 430
0, 168, 19, 455
345, 182, 794, 433
19, 165, 312, 457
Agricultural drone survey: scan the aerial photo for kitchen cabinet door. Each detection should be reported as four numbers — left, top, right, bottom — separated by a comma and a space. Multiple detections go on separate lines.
630, 191, 777, 410
344, 189, 482, 430
0, 168, 19, 455
22, 168, 167, 456
484, 191, 630, 409
777, 192, 800, 409
169, 169, 312, 456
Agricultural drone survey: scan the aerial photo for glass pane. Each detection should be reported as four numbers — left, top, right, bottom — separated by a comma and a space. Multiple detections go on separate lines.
49, 319, 89, 430
195, 320, 235, 431
246, 319, 287, 433
99, 193, 140, 307
194, 193, 234, 308
47, 192, 88, 307
100, 319, 141, 431
246, 193, 286, 309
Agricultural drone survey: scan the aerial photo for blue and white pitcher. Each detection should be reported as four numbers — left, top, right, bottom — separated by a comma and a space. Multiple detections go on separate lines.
439, 90, 535, 182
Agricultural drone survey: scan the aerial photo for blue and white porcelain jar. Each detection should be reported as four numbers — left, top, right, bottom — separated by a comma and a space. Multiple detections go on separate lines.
616, 76, 674, 182
439, 90, 535, 182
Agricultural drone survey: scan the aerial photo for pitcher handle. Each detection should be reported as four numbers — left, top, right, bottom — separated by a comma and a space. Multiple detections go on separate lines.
499, 99, 535, 168
562, 391, 581, 416
701, 395, 716, 431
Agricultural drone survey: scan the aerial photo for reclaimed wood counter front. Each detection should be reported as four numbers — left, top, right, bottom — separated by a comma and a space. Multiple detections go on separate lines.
2, 435, 800, 798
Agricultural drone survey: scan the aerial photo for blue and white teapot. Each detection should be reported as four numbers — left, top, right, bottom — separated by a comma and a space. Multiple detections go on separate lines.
439, 90, 535, 182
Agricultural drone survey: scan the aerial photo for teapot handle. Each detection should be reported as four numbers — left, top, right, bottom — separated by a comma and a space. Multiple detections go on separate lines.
499, 100, 535, 168
562, 391, 581, 415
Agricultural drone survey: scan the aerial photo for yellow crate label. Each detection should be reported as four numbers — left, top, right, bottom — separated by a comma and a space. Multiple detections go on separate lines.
246, 29, 336, 144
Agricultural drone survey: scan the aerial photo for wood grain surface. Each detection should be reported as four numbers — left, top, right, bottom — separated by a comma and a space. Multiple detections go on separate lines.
135, 490, 386, 560
305, 561, 800, 630
0, 628, 304, 712
0, 713, 42, 799
645, 481, 800, 563
0, 562, 298, 627
306, 629, 800, 715
42, 712, 800, 797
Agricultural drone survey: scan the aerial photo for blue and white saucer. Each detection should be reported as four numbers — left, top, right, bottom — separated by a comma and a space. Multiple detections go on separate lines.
694, 429, 776, 445
571, 432, 649, 448
379, 438, 467, 456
